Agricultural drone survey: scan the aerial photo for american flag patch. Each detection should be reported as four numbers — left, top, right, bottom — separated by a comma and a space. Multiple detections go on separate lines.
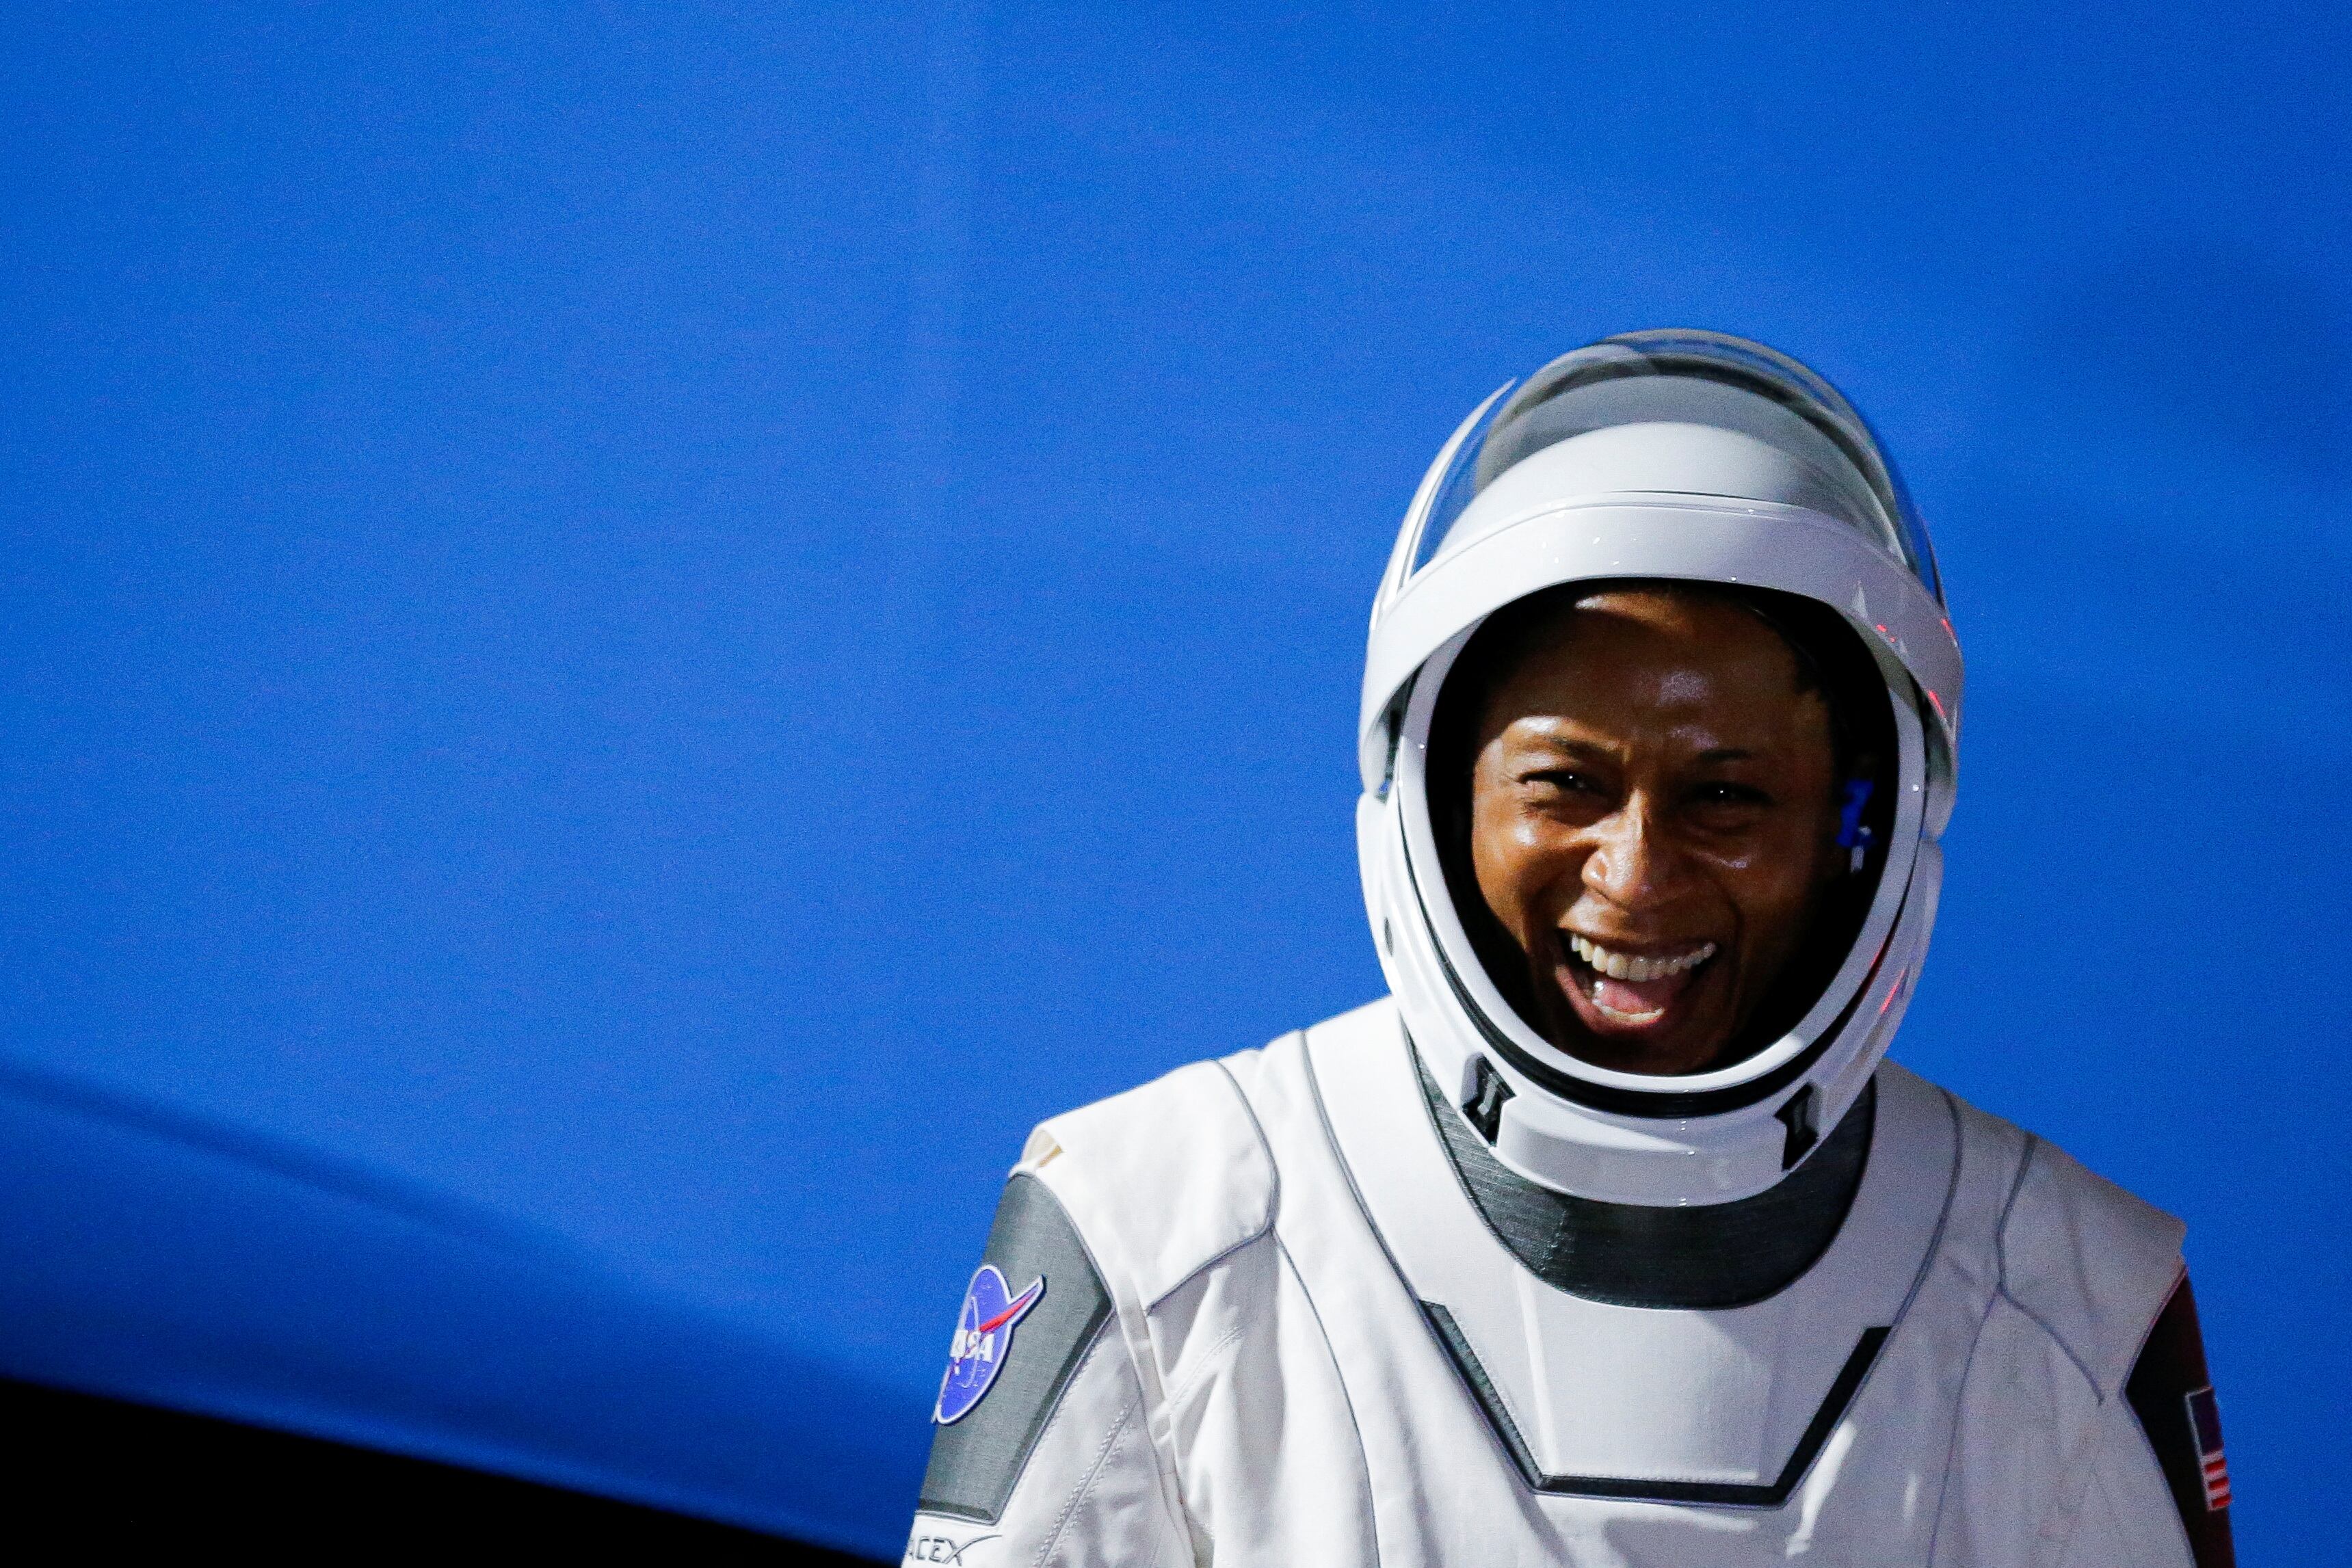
2185, 1384, 2230, 1511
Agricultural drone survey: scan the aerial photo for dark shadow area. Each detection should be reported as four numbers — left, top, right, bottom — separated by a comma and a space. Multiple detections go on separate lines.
0, 1377, 888, 1562
0, 1062, 926, 1552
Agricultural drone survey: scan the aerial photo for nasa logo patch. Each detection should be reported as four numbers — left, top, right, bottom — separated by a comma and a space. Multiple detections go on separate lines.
934, 1264, 1046, 1425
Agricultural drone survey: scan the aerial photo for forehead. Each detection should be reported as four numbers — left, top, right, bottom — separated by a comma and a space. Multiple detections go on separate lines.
1479, 591, 1820, 738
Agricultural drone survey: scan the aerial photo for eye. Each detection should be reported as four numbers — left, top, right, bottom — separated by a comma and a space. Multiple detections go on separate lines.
1692, 781, 1773, 807
1525, 769, 1607, 796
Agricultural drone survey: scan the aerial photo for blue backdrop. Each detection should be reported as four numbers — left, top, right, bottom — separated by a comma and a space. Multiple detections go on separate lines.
2, 3, 2344, 1558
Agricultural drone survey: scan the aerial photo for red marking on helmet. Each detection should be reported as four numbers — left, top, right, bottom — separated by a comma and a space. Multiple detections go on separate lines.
1877, 968, 1908, 1017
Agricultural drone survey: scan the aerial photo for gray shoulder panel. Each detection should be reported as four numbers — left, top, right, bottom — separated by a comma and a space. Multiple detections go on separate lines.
918, 1173, 1114, 1525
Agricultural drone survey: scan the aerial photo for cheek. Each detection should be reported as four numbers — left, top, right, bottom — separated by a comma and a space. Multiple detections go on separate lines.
1466, 801, 1522, 910
1721, 834, 1836, 948
1470, 803, 1562, 923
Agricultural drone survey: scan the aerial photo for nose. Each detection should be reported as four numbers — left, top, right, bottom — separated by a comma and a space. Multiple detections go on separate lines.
1581, 793, 1683, 909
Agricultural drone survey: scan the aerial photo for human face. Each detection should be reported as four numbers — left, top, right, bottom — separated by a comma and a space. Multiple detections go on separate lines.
1467, 591, 1843, 1076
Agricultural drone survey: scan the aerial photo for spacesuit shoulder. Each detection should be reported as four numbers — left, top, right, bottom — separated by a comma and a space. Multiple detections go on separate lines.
1025, 1046, 1280, 1310
1932, 1076, 2189, 1398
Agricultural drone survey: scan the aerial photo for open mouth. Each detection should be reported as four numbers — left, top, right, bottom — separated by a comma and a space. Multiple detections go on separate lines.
1557, 931, 1719, 1029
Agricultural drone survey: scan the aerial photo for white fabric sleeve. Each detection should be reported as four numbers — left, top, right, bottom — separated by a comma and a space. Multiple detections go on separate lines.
905, 1169, 1191, 1568
906, 1327, 1189, 1568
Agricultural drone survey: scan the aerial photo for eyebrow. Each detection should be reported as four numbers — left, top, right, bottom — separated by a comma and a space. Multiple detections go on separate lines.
1520, 736, 1617, 762
1515, 736, 1765, 767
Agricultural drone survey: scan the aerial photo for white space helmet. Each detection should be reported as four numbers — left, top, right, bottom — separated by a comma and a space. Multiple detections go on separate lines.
1358, 330, 1961, 1206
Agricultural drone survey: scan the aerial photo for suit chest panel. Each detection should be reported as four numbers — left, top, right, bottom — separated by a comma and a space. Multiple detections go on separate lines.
1249, 1022, 1998, 1566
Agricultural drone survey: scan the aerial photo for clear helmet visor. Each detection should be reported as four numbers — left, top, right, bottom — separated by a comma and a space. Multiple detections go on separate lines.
1412, 330, 1942, 603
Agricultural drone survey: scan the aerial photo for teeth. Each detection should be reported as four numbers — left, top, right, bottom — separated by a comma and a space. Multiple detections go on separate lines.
1567, 933, 1717, 981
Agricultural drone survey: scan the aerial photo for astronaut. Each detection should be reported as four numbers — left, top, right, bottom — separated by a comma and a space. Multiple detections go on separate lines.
905, 332, 2232, 1567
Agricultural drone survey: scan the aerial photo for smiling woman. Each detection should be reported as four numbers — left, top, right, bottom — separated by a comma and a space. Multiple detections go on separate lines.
1437, 583, 1891, 1078
903, 332, 2232, 1568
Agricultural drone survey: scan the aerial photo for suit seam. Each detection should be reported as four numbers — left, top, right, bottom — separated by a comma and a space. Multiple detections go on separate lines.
1134, 1054, 1285, 1314
2036, 1262, 2194, 1564
1990, 1135, 2109, 1410
932, 1316, 1115, 1532
1031, 1385, 1142, 1568
1282, 1022, 1424, 1566
1925, 1281, 2003, 1563
1925, 1093, 2019, 1565
1812, 1071, 1968, 1511
1157, 1308, 1249, 1411
1273, 1231, 1383, 1568
1294, 1009, 1507, 1524
1897, 1084, 1968, 1328
1991, 1130, 2040, 1288
1034, 1148, 1202, 1558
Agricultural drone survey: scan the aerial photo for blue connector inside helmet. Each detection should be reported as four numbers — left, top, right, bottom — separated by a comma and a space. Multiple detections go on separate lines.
1836, 780, 1875, 850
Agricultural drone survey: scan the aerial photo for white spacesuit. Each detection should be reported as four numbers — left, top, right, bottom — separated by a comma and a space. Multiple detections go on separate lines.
907, 333, 2230, 1567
